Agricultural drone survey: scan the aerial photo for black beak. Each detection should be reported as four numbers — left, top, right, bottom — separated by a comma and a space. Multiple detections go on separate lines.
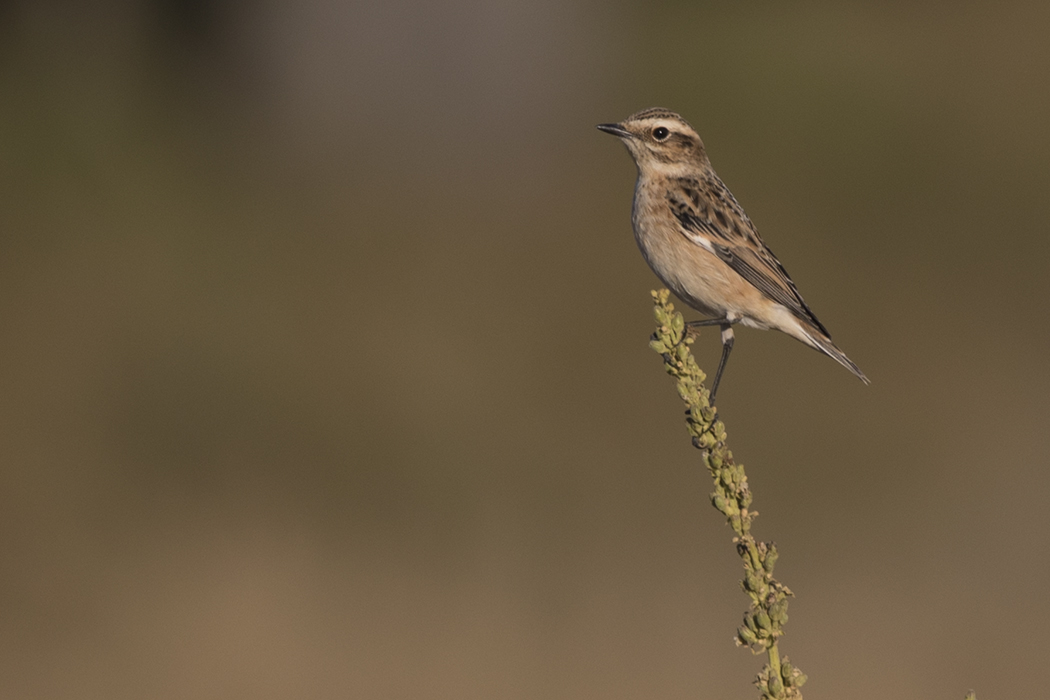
597, 123, 633, 138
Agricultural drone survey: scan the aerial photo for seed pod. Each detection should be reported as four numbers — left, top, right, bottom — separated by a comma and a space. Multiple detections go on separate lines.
763, 545, 779, 572
767, 671, 784, 696
671, 313, 684, 338
770, 599, 788, 625
753, 615, 770, 639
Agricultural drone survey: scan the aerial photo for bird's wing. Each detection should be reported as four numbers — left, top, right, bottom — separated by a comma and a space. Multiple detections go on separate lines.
667, 176, 830, 337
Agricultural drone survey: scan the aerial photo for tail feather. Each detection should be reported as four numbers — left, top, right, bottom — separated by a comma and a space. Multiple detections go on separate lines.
802, 331, 870, 385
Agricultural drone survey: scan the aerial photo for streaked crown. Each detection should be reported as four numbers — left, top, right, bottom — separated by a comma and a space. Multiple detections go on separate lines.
597, 108, 709, 172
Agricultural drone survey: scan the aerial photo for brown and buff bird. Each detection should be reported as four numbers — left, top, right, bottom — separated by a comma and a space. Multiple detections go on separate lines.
598, 108, 869, 401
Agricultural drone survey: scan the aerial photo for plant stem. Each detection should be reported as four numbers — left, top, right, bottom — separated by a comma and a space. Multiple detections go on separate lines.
648, 289, 805, 700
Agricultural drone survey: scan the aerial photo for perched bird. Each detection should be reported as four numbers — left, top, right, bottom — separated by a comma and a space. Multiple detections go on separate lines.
598, 108, 868, 401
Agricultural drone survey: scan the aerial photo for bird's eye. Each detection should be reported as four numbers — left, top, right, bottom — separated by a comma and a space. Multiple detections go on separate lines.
652, 127, 670, 140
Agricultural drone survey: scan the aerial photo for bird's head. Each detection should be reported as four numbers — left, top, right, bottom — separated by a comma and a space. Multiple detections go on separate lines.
597, 108, 709, 175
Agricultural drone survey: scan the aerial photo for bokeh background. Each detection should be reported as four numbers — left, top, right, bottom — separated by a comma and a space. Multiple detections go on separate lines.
2, 1, 1049, 698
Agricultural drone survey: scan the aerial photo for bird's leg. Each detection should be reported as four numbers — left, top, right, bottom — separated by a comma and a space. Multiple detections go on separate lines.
709, 324, 735, 405
684, 318, 735, 406
684, 317, 728, 338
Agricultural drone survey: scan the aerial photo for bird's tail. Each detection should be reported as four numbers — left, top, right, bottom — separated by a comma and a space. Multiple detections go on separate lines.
801, 329, 870, 385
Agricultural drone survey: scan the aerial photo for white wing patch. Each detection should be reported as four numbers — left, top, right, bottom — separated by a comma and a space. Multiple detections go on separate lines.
681, 228, 716, 253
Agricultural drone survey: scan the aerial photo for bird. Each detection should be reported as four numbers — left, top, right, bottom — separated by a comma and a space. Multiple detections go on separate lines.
597, 107, 868, 402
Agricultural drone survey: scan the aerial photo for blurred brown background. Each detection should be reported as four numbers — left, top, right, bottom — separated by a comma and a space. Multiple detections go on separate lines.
2, 1, 1049, 698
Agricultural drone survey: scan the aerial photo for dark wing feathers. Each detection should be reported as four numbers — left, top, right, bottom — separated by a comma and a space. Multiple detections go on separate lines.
668, 177, 830, 336
668, 190, 726, 243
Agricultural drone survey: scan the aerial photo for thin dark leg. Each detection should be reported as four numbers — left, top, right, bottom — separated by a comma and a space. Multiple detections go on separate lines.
684, 318, 736, 403
685, 317, 729, 334
709, 324, 735, 404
